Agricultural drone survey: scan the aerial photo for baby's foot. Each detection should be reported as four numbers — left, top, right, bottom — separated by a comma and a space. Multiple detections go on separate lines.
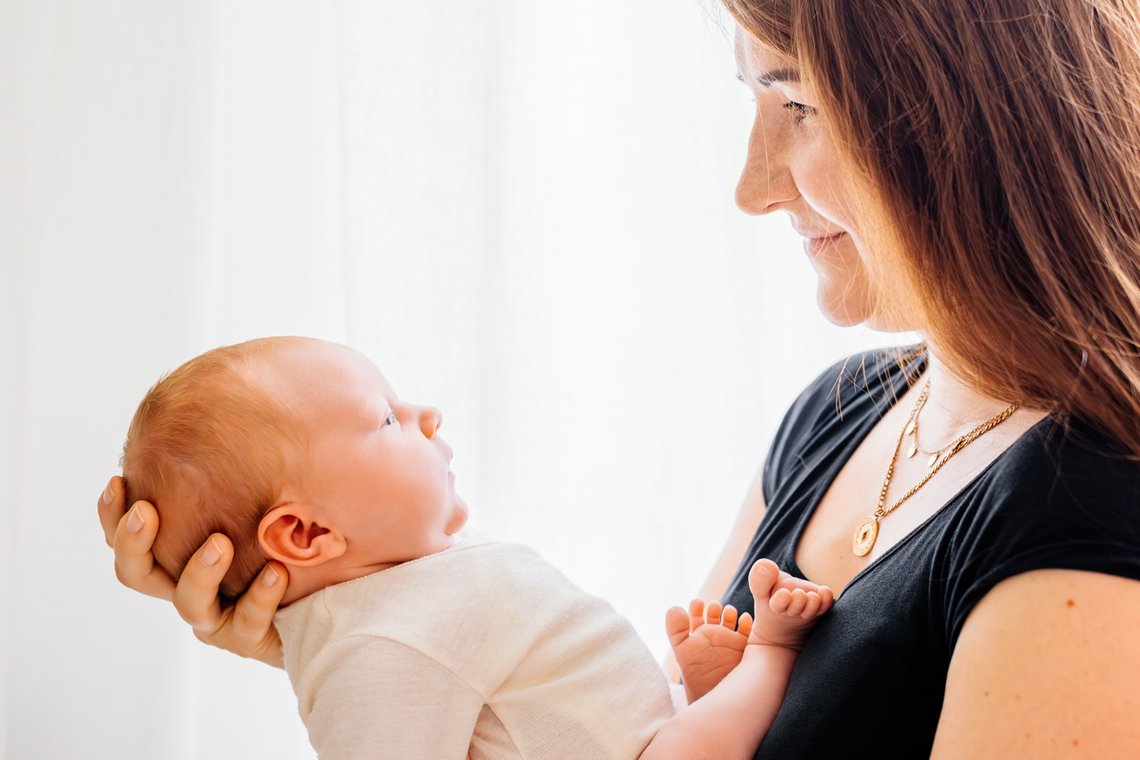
747, 558, 834, 651
666, 599, 754, 704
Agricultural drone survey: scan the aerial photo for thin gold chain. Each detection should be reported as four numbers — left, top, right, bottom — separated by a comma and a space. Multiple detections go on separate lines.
876, 380, 1020, 521
909, 405, 952, 459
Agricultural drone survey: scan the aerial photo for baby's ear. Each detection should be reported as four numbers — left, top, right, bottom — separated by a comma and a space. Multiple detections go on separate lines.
258, 503, 347, 566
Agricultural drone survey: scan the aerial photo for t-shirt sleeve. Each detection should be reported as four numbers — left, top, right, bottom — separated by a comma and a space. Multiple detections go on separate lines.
762, 350, 896, 503
939, 434, 1140, 649
762, 361, 842, 504
301, 635, 485, 760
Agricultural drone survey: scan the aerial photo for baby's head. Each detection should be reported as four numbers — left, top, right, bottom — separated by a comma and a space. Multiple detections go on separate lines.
121, 337, 468, 604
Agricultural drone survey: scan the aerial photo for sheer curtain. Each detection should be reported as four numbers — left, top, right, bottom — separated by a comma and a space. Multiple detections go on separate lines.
336, 0, 896, 662
2, 3, 343, 758
1, 2, 895, 758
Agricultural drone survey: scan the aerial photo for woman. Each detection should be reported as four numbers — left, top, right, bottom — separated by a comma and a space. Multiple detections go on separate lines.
100, 1, 1140, 756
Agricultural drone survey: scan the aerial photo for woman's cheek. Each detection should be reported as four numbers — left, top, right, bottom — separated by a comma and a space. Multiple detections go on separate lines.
798, 139, 857, 230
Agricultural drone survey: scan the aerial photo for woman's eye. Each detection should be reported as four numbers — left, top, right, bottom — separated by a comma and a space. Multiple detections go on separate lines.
783, 100, 817, 125
735, 70, 816, 126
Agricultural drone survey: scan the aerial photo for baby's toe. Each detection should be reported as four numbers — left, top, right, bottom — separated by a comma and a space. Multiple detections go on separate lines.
737, 612, 754, 638
784, 588, 808, 617
706, 601, 724, 626
769, 587, 792, 614
748, 558, 780, 601
688, 599, 706, 631
800, 592, 822, 619
666, 606, 693, 648
721, 604, 738, 631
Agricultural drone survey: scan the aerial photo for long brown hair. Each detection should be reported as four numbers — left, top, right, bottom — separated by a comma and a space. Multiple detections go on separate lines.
723, 0, 1140, 458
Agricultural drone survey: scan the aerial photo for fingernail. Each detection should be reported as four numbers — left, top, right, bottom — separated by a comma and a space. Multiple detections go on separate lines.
125, 505, 145, 534
261, 566, 279, 587
102, 485, 114, 505
201, 537, 223, 566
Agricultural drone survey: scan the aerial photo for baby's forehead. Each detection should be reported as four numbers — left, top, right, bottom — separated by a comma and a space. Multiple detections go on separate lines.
253, 340, 393, 405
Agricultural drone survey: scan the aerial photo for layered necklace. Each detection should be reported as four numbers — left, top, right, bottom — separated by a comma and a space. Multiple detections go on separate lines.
851, 378, 1020, 557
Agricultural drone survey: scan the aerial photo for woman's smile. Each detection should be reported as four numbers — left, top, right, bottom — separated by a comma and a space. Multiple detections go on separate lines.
802, 231, 847, 259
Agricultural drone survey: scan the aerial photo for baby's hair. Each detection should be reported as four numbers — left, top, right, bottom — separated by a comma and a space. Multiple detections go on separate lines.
121, 338, 306, 602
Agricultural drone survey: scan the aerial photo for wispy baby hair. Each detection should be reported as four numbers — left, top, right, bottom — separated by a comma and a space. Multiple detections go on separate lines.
121, 337, 306, 602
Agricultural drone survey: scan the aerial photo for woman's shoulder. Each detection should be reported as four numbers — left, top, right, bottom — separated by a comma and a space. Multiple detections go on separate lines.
763, 344, 923, 497
940, 414, 1140, 646
986, 414, 1140, 517
780, 343, 923, 427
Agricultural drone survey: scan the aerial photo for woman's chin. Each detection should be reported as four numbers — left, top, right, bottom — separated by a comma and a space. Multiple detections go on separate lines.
816, 284, 872, 328
815, 279, 917, 332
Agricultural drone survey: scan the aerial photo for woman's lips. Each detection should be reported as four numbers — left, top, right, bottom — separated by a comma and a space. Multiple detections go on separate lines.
804, 231, 846, 258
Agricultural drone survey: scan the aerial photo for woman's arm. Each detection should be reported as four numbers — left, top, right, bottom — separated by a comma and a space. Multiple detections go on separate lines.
98, 476, 289, 667
697, 463, 770, 602
930, 569, 1140, 758
664, 464, 768, 683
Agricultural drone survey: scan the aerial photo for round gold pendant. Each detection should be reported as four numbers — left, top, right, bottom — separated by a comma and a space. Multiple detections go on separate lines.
852, 515, 879, 557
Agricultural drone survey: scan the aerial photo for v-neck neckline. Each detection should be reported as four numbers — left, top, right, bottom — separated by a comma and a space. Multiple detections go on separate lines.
785, 350, 1052, 597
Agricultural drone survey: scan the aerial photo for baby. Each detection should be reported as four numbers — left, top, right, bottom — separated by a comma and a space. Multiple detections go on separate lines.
121, 336, 833, 760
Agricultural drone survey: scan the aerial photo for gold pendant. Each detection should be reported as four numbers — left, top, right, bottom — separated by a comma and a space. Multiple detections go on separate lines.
852, 515, 879, 557
907, 442, 918, 458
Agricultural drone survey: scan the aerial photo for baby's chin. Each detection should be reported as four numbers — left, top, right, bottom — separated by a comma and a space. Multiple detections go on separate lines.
445, 496, 470, 537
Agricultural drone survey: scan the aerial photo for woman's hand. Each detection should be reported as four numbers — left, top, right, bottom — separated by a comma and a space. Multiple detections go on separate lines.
98, 475, 289, 668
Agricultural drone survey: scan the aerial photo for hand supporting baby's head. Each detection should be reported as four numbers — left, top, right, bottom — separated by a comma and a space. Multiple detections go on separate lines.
121, 337, 468, 605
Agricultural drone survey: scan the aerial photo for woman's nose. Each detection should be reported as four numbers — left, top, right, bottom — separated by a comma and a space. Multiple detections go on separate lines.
735, 111, 798, 215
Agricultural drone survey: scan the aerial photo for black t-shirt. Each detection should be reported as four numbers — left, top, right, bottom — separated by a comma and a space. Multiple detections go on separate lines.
722, 346, 1140, 759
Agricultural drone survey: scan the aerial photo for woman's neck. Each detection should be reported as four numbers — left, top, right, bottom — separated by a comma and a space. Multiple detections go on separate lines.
918, 344, 1022, 443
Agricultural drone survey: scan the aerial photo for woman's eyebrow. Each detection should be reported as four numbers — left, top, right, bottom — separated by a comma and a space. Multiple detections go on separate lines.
733, 60, 802, 88
754, 68, 800, 86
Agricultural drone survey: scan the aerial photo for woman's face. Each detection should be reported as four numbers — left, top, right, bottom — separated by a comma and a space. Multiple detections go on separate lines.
734, 30, 915, 330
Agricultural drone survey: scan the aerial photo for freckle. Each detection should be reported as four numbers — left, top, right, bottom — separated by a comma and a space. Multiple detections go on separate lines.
1073, 739, 1080, 747
984, 691, 989, 697
1066, 599, 1076, 608
1014, 693, 1021, 700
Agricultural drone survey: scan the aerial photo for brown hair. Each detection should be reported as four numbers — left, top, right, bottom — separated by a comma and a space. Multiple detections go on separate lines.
723, 0, 1140, 457
121, 339, 304, 602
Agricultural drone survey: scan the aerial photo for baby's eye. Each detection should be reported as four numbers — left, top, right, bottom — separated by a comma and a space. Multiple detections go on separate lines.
382, 409, 398, 427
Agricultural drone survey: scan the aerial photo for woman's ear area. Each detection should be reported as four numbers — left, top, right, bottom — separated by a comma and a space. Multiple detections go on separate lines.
258, 502, 347, 566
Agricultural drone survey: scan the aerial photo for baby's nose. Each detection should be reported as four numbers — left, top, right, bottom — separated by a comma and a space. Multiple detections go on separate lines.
417, 405, 443, 438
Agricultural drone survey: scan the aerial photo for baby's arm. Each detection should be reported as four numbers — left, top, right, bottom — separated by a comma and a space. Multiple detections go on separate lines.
640, 559, 833, 760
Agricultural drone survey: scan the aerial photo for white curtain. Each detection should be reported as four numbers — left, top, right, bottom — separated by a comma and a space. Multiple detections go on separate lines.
1, 2, 897, 758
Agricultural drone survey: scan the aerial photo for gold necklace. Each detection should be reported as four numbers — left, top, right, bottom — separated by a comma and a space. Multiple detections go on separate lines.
851, 379, 1021, 557
905, 394, 956, 468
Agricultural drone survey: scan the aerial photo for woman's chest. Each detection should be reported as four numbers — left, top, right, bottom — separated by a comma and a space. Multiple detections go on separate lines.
792, 417, 1033, 593
794, 460, 955, 592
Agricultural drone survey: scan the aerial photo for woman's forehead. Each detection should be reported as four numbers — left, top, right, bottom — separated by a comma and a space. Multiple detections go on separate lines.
734, 27, 799, 77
